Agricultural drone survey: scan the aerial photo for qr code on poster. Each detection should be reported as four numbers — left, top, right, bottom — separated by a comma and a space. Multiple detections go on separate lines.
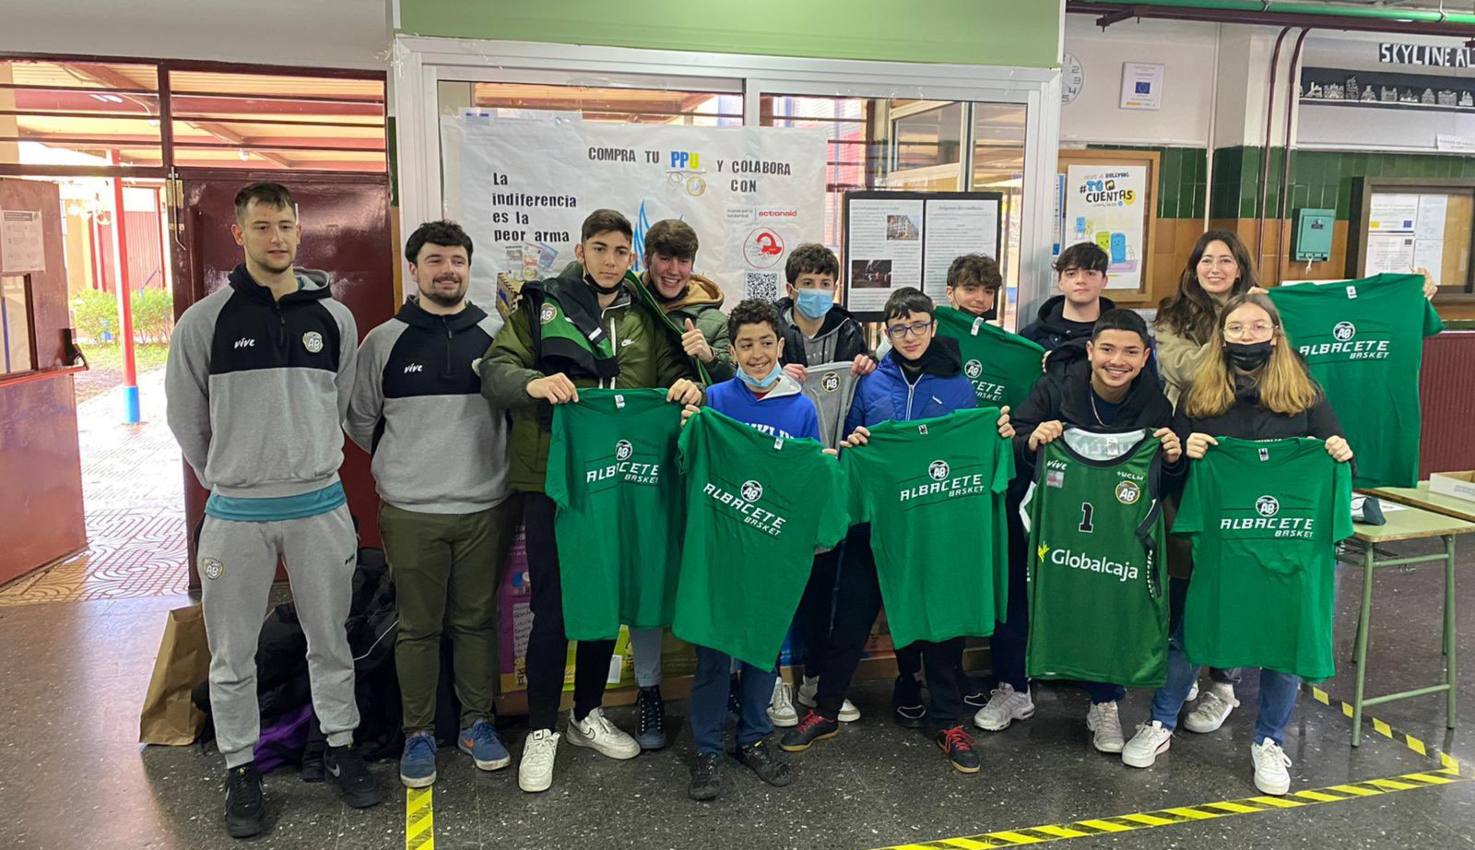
745, 272, 780, 301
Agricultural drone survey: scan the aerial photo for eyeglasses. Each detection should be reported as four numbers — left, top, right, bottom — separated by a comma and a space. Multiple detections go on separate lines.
1224, 321, 1274, 338
885, 320, 934, 339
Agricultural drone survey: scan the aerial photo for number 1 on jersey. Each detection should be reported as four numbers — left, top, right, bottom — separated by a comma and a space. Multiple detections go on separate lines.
1079, 501, 1095, 533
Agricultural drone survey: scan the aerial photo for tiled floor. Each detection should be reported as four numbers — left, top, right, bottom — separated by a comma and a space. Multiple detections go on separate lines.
0, 368, 190, 607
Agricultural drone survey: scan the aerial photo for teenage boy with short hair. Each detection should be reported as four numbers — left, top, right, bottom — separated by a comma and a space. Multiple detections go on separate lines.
946, 253, 1002, 319
772, 241, 875, 725
995, 308, 1184, 753
683, 298, 818, 800
783, 287, 1014, 773
1020, 243, 1115, 354
479, 208, 703, 793
625, 217, 733, 749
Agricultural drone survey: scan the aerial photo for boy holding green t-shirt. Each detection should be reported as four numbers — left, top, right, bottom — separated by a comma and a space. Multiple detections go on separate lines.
478, 208, 703, 794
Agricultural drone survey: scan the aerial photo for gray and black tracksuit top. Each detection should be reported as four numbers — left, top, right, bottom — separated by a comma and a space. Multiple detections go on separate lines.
166, 264, 357, 501
346, 298, 509, 514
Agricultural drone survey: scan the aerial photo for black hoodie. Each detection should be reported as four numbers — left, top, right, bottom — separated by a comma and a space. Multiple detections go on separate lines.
1011, 357, 1182, 478
1019, 294, 1119, 351
775, 297, 871, 367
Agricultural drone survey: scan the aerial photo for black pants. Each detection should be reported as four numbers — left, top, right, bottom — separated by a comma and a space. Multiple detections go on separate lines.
804, 539, 924, 682
522, 492, 615, 731
815, 526, 965, 728
991, 486, 1031, 692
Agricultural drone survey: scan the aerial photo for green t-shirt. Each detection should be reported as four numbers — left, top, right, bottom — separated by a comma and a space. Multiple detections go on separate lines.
546, 388, 684, 640
934, 306, 1045, 410
672, 408, 849, 668
842, 407, 1013, 648
1268, 273, 1442, 488
1026, 430, 1168, 688
1173, 436, 1353, 680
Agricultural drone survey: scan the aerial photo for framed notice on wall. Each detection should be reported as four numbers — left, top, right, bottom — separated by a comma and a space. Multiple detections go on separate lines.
1350, 177, 1475, 296
841, 191, 1002, 319
1056, 149, 1160, 300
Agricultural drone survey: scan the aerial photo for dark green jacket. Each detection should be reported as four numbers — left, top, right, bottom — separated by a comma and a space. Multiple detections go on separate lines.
644, 271, 734, 382
479, 266, 696, 492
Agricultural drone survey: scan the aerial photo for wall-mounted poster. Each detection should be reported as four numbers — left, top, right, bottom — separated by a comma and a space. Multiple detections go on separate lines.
442, 117, 827, 310
1063, 165, 1148, 290
842, 191, 1002, 316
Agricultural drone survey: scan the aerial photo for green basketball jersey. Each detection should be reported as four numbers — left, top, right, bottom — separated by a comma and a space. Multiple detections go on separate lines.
673, 408, 849, 669
842, 407, 1013, 648
1269, 273, 1442, 488
546, 389, 684, 640
1025, 430, 1168, 688
1174, 436, 1353, 680
934, 306, 1046, 410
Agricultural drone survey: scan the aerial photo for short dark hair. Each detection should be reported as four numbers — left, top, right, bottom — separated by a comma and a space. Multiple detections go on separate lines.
785, 242, 839, 285
233, 182, 294, 222
947, 254, 1002, 292
1054, 242, 1109, 275
405, 220, 473, 264
727, 298, 783, 342
581, 208, 633, 243
1091, 308, 1150, 347
644, 219, 698, 262
882, 286, 935, 323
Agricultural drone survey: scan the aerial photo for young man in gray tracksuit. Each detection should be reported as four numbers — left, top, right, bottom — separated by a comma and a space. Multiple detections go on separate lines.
165, 182, 380, 840
345, 220, 515, 790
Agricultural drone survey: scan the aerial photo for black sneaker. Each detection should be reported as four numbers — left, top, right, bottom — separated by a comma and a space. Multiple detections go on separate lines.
936, 725, 982, 774
224, 763, 264, 839
325, 745, 382, 809
780, 709, 840, 752
636, 685, 668, 750
734, 736, 793, 787
689, 752, 723, 801
892, 675, 928, 729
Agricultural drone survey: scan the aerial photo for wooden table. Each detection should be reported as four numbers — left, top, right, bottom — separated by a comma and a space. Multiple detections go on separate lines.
1368, 482, 1475, 524
1341, 495, 1475, 745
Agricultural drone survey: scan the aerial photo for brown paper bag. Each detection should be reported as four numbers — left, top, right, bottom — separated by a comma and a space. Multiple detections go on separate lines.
139, 604, 211, 745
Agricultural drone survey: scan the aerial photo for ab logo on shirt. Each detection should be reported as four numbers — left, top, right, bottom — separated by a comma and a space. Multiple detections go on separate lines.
962, 358, 1007, 403
1298, 318, 1390, 361
898, 457, 987, 502
702, 477, 787, 537
585, 438, 661, 486
1220, 493, 1316, 539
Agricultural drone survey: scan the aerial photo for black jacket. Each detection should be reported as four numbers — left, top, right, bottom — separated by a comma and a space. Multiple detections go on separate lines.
775, 298, 871, 366
1012, 358, 1181, 477
1020, 294, 1118, 351
1170, 378, 1344, 444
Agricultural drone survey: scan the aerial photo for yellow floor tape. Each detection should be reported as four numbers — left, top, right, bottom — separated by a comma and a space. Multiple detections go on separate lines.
406, 786, 434, 850
872, 766, 1466, 850
1305, 685, 1462, 771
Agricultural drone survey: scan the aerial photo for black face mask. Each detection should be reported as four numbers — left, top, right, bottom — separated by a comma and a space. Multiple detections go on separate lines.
586, 273, 623, 296
1225, 340, 1272, 371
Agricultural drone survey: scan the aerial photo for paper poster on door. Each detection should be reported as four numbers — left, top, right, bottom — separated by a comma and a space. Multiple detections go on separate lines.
1063, 165, 1147, 290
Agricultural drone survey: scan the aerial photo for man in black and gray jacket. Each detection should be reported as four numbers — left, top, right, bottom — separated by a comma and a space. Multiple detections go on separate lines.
165, 182, 379, 840
345, 220, 514, 791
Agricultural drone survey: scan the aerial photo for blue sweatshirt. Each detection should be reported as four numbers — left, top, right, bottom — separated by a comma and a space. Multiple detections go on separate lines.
844, 351, 978, 434
705, 372, 822, 442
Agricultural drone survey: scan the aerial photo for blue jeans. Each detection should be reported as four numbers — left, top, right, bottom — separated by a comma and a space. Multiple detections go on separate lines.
1149, 620, 1300, 745
689, 645, 776, 755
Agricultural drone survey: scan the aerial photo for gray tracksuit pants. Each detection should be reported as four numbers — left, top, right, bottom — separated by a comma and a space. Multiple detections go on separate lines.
197, 504, 360, 768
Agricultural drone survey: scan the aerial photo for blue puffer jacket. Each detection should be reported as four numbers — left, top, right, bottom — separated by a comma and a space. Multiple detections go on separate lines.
844, 350, 978, 434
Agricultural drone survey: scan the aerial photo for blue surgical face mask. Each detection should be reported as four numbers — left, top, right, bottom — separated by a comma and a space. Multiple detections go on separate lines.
795, 288, 834, 320
739, 364, 782, 390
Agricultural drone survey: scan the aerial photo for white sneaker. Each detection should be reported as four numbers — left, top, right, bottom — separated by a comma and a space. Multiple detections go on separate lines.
1251, 737, 1292, 795
1086, 701, 1125, 754
1122, 721, 1173, 768
768, 679, 799, 727
797, 675, 860, 722
973, 683, 1035, 732
1187, 680, 1200, 703
518, 729, 559, 793
1184, 683, 1239, 734
565, 708, 640, 760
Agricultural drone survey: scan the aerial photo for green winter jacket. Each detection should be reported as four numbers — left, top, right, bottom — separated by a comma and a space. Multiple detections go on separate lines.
479, 265, 698, 493
646, 271, 734, 382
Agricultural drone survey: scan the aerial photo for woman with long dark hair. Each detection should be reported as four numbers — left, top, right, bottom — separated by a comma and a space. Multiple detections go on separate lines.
1153, 230, 1260, 408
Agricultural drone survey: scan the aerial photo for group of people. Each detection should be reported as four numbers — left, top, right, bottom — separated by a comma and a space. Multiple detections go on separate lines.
168, 181, 1370, 839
